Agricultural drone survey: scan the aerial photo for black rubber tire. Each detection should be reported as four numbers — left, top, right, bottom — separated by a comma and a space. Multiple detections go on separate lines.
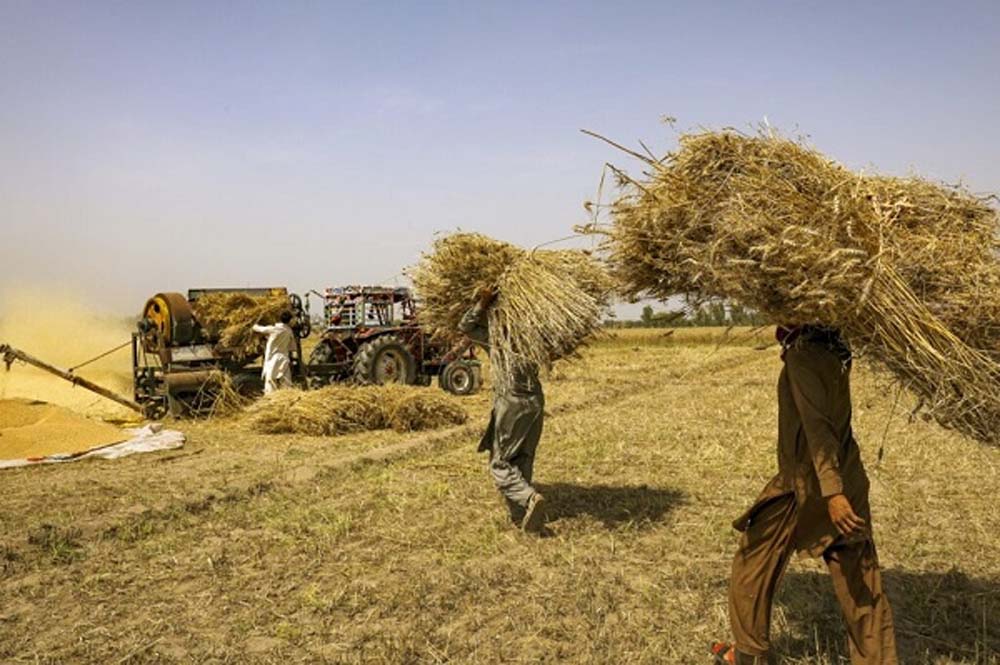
353, 335, 417, 385
441, 360, 480, 395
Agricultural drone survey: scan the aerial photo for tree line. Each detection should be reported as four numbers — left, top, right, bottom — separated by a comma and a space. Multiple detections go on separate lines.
606, 301, 769, 328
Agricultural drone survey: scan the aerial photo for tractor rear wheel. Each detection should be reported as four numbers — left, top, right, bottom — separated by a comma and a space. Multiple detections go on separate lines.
353, 335, 417, 385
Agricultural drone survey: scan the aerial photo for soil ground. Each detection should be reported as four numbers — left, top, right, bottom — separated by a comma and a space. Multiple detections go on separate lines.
1, 328, 997, 664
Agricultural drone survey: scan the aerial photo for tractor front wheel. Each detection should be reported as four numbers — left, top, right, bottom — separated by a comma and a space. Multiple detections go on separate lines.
440, 360, 481, 396
353, 335, 417, 385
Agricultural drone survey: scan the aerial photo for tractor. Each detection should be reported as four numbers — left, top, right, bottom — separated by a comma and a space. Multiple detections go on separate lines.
306, 286, 482, 395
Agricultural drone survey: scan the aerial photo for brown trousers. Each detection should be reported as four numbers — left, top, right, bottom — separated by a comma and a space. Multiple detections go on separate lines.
728, 494, 897, 664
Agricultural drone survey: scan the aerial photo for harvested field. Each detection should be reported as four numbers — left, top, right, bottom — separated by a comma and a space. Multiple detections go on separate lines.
0, 331, 997, 663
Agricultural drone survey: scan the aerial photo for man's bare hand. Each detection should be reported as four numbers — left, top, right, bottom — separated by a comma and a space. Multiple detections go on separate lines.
827, 494, 866, 537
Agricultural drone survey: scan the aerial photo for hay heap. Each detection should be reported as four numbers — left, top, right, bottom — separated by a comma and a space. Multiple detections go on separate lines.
243, 385, 468, 436
389, 390, 468, 433
191, 292, 290, 362
597, 128, 1000, 445
410, 233, 612, 391
196, 370, 252, 419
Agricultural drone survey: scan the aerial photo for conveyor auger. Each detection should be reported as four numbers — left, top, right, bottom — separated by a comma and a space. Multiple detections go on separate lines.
0, 343, 147, 415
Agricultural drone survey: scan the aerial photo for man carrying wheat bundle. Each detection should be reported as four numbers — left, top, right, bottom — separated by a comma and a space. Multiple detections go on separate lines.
459, 286, 547, 534
712, 325, 897, 664
413, 233, 609, 535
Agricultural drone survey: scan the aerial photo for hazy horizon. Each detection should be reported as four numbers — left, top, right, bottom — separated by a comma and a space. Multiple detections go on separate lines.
2, 0, 998, 317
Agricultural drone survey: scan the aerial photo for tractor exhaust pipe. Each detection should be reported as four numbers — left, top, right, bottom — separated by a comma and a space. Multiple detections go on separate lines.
1, 343, 146, 415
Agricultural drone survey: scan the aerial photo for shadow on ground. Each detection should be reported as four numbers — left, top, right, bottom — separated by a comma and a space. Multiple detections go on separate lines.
538, 482, 687, 529
776, 569, 999, 663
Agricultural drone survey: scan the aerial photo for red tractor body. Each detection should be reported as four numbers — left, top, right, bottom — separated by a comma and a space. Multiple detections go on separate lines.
307, 286, 481, 395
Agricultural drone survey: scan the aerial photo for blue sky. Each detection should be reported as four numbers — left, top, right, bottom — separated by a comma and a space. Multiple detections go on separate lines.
1, 0, 998, 315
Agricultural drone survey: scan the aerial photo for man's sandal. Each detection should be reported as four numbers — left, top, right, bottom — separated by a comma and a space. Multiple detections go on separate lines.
522, 493, 546, 534
710, 642, 736, 664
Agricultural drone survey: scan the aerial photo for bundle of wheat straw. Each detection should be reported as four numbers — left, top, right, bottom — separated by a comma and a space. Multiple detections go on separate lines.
192, 293, 290, 363
243, 384, 469, 436
244, 385, 386, 435
593, 127, 1000, 445
242, 387, 309, 433
389, 391, 468, 432
198, 370, 251, 418
408, 233, 522, 340
487, 252, 611, 391
410, 232, 612, 392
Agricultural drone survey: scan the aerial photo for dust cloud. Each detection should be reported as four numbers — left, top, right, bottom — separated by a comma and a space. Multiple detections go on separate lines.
0, 288, 137, 420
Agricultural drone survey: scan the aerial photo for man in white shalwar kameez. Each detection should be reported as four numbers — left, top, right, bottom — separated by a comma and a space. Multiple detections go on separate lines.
252, 310, 295, 394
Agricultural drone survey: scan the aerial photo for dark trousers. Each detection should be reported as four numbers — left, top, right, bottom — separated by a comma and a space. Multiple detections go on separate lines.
488, 400, 544, 519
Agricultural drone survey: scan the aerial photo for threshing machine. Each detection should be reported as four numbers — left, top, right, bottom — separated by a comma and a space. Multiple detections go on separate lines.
133, 287, 311, 418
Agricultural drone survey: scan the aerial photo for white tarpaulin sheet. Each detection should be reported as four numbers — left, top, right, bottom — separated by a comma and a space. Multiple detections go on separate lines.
0, 424, 184, 469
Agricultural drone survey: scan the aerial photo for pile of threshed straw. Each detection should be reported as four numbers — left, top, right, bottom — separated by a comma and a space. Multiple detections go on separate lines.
192, 292, 291, 362
243, 384, 468, 436
591, 127, 1000, 445
409, 233, 613, 392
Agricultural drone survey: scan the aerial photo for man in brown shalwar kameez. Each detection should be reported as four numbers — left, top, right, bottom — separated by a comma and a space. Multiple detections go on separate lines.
459, 286, 546, 534
712, 326, 898, 665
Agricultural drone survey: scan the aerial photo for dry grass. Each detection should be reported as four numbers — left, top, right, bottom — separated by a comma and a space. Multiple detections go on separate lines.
243, 384, 468, 436
0, 331, 997, 663
192, 292, 290, 363
410, 232, 612, 391
591, 128, 1000, 446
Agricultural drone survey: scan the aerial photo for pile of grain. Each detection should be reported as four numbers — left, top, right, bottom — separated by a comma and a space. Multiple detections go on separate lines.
594, 127, 1000, 445
192, 293, 290, 363
0, 398, 127, 460
409, 232, 612, 391
243, 385, 468, 436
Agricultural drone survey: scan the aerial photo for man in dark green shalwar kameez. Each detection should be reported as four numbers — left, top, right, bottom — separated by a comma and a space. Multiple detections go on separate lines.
459, 287, 546, 533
